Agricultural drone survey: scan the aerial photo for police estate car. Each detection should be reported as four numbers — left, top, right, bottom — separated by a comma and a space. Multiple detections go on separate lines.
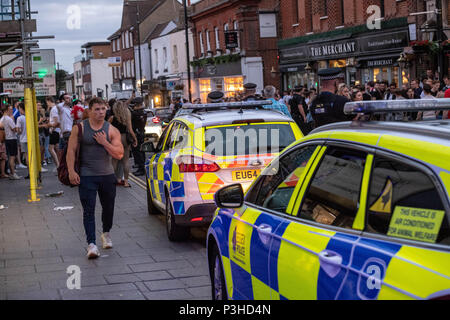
142, 101, 303, 241
207, 99, 450, 300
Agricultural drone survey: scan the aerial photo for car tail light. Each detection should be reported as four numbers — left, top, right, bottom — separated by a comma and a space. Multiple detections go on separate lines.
191, 217, 203, 222
177, 156, 220, 173
152, 117, 160, 124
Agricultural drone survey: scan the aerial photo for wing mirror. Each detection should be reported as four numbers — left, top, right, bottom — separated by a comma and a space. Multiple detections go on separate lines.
141, 141, 156, 153
214, 184, 244, 209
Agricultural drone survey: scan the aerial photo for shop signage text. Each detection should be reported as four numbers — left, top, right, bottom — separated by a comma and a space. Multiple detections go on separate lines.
310, 41, 357, 58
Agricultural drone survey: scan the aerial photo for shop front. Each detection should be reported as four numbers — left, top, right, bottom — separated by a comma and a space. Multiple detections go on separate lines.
193, 60, 244, 103
279, 24, 410, 89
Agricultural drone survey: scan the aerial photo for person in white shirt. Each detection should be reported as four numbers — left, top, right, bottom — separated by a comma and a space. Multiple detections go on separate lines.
57, 93, 73, 153
47, 96, 61, 168
17, 104, 28, 177
0, 105, 21, 179
417, 84, 438, 120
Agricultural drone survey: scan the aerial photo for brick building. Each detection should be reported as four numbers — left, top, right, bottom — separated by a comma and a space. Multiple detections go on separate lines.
279, 0, 450, 90
189, 0, 281, 102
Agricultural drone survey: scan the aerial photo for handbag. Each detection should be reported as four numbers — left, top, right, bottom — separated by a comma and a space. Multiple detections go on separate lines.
57, 123, 82, 187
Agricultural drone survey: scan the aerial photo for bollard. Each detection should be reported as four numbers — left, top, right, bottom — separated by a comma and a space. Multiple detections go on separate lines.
24, 87, 40, 202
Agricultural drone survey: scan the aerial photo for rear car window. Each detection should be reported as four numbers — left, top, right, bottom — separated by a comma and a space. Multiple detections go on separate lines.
366, 156, 450, 245
204, 123, 296, 156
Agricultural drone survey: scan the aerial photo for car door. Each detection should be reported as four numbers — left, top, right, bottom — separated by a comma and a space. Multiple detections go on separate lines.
274, 145, 371, 300
345, 152, 450, 300
149, 122, 177, 208
235, 143, 322, 299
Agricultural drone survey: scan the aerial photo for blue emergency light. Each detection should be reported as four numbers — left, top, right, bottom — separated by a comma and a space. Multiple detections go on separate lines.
344, 99, 450, 115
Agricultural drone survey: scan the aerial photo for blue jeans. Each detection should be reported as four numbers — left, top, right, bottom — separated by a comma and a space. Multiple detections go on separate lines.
78, 174, 117, 245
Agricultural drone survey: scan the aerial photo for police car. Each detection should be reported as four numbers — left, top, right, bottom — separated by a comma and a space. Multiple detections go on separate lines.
207, 99, 450, 300
142, 101, 303, 241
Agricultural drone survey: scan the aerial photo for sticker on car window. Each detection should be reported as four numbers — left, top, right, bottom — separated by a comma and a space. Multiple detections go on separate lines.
387, 206, 446, 243
369, 179, 393, 214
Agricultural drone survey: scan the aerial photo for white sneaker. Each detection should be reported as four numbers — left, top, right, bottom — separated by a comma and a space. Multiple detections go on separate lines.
86, 243, 100, 259
40, 167, 48, 173
52, 168, 58, 173
101, 233, 113, 249
17, 163, 27, 169
9, 173, 22, 180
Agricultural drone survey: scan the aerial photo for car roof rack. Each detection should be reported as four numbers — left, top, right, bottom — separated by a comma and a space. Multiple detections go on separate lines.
344, 99, 450, 115
182, 100, 273, 113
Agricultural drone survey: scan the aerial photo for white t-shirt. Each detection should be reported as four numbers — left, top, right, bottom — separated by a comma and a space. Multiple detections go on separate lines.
0, 115, 16, 140
421, 94, 437, 120
57, 103, 73, 134
49, 105, 61, 134
17, 115, 27, 143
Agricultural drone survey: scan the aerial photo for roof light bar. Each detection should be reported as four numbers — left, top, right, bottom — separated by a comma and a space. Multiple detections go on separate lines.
182, 100, 273, 110
344, 99, 450, 115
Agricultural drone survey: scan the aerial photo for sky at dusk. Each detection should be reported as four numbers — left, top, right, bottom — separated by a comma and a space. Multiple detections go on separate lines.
33, 0, 123, 73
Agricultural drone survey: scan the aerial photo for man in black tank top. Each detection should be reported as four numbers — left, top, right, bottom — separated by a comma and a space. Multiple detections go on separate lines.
66, 98, 124, 259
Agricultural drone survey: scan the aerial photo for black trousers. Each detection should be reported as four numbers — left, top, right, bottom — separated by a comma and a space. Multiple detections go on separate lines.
132, 131, 145, 170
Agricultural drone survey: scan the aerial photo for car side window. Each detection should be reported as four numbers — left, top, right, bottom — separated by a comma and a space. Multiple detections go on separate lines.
173, 123, 189, 150
298, 146, 367, 229
366, 156, 449, 245
156, 123, 171, 152
164, 122, 180, 152
245, 145, 318, 214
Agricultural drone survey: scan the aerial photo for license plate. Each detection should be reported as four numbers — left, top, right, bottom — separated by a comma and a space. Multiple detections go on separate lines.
232, 169, 261, 181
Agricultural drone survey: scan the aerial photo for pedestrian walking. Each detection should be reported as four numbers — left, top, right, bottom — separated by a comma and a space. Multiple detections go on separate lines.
110, 101, 137, 188
47, 96, 60, 171
0, 105, 21, 179
0, 110, 7, 178
57, 93, 73, 153
66, 97, 124, 259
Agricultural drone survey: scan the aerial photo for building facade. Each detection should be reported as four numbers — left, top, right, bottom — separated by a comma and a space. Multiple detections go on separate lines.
148, 24, 195, 106
78, 42, 113, 99
279, 0, 450, 90
189, 0, 280, 102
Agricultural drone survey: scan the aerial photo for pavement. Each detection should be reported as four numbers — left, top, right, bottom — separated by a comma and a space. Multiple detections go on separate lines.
0, 163, 211, 300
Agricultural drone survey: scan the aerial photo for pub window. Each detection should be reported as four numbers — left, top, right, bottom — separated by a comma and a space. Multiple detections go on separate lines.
199, 79, 211, 103
206, 29, 211, 52
233, 21, 240, 52
224, 77, 243, 98
214, 27, 220, 51
199, 31, 205, 56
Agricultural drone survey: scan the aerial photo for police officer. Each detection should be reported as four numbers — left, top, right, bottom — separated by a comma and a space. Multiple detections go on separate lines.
207, 91, 224, 103
310, 68, 352, 128
242, 83, 257, 101
289, 85, 308, 134
130, 97, 147, 176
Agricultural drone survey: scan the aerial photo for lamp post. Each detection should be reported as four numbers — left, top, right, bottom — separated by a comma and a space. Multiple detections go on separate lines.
125, 1, 143, 97
183, 0, 192, 102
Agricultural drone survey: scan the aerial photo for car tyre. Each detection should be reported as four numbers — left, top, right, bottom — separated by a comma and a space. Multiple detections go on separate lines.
146, 175, 159, 215
210, 244, 228, 300
165, 191, 190, 241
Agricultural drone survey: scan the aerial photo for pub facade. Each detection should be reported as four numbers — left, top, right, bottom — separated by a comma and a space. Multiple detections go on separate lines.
278, 17, 411, 90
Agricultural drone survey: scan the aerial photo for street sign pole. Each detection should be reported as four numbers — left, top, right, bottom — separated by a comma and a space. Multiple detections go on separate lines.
20, 0, 39, 202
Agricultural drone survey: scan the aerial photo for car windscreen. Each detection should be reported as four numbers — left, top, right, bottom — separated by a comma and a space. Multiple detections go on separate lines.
204, 123, 295, 156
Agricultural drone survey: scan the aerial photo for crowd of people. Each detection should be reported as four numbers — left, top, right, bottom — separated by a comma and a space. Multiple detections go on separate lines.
0, 93, 147, 183
1, 71, 450, 181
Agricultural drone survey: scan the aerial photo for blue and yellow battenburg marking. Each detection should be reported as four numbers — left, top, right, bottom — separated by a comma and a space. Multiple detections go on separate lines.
210, 207, 450, 300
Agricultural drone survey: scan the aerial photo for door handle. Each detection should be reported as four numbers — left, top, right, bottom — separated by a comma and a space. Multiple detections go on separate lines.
256, 224, 272, 245
257, 224, 272, 234
318, 250, 343, 278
